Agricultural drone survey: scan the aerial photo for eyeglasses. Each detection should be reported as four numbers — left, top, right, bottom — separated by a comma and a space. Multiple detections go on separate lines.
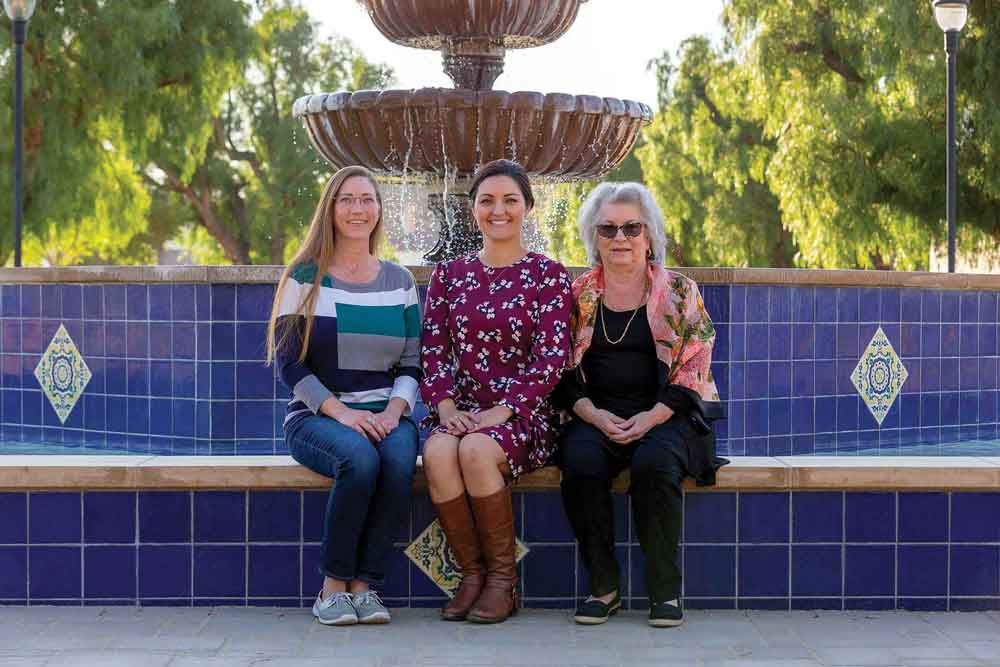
596, 222, 644, 239
337, 195, 378, 208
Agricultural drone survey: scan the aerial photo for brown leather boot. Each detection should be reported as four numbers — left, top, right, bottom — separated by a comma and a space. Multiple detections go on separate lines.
466, 485, 518, 623
434, 494, 485, 621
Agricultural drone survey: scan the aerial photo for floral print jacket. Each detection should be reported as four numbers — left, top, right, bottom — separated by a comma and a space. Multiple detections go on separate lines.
570, 262, 719, 403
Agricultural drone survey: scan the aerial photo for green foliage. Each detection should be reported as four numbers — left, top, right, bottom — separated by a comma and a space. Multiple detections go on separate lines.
150, 0, 394, 265
676, 0, 999, 269
639, 39, 794, 267
0, 0, 391, 266
0, 0, 252, 265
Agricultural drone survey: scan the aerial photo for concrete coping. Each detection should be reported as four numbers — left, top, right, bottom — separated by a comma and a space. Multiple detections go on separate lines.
1, 455, 998, 491
2, 265, 1000, 290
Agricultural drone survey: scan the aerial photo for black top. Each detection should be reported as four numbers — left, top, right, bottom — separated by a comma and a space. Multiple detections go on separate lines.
557, 303, 662, 419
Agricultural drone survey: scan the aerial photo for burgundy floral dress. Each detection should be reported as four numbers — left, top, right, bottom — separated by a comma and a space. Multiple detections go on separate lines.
420, 252, 574, 478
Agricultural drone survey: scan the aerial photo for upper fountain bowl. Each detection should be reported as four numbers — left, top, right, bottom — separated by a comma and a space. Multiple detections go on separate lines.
359, 0, 589, 50
293, 88, 652, 180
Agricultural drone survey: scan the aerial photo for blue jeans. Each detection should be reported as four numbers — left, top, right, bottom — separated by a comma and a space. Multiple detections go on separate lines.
286, 413, 419, 585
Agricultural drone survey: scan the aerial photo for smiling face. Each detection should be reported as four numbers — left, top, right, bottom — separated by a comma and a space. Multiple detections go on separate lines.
595, 201, 649, 270
332, 175, 380, 245
472, 174, 530, 243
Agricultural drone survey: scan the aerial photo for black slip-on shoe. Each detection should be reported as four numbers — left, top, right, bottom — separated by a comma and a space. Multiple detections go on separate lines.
573, 592, 621, 625
648, 599, 683, 627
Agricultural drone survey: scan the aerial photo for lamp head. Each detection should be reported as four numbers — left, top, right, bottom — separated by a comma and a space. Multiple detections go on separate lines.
932, 0, 970, 33
3, 0, 36, 21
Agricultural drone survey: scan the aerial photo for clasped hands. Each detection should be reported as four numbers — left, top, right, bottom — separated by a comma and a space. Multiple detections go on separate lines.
437, 400, 513, 436
321, 396, 402, 443
575, 399, 673, 444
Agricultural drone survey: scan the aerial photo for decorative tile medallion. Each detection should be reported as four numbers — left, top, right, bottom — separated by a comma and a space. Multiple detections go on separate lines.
405, 518, 529, 597
851, 326, 908, 426
34, 324, 92, 424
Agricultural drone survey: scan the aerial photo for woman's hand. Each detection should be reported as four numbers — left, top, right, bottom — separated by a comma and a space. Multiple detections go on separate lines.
368, 398, 408, 441
574, 398, 629, 440
322, 397, 384, 442
609, 404, 674, 445
469, 405, 513, 432
438, 399, 480, 436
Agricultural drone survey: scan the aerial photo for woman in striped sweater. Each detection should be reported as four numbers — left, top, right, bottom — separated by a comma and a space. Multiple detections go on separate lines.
266, 166, 421, 626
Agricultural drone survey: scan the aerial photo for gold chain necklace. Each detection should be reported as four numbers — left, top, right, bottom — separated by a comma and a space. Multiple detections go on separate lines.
599, 278, 649, 345
599, 300, 642, 345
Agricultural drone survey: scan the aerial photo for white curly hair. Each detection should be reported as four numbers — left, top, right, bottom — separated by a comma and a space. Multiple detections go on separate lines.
577, 182, 668, 266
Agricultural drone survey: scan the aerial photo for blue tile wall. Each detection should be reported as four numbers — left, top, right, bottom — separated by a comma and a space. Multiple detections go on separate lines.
1, 489, 995, 609
2, 283, 287, 454
2, 281, 997, 456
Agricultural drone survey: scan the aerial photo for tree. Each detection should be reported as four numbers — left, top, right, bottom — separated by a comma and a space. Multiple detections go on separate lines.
149, 0, 394, 265
0, 0, 253, 265
720, 0, 1000, 269
639, 40, 794, 267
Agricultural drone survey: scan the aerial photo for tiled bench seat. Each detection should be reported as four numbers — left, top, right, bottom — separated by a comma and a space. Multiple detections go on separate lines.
2, 455, 999, 490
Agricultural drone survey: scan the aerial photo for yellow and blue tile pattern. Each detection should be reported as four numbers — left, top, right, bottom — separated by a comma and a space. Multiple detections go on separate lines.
405, 518, 529, 597
33, 324, 91, 424
852, 326, 908, 426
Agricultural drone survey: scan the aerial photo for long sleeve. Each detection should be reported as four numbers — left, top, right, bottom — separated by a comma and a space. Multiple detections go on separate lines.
665, 280, 720, 402
552, 367, 586, 411
274, 278, 332, 414
496, 261, 574, 419
419, 262, 457, 413
390, 271, 422, 414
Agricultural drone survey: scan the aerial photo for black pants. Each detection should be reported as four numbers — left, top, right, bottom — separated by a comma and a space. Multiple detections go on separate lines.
558, 418, 688, 603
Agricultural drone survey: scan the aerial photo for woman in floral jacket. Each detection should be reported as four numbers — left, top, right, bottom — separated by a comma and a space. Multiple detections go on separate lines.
554, 182, 726, 629
420, 160, 573, 624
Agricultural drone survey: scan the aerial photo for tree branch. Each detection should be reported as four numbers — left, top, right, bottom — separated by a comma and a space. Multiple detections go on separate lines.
148, 163, 249, 264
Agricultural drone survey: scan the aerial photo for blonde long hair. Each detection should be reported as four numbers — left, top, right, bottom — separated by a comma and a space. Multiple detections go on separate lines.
266, 166, 385, 366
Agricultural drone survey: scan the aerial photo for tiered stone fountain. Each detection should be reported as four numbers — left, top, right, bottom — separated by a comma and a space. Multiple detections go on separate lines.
292, 0, 652, 261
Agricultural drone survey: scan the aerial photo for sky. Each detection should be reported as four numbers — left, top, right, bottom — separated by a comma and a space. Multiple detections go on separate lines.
299, 0, 726, 109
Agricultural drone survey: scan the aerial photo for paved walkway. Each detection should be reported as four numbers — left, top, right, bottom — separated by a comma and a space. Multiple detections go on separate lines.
1, 607, 999, 666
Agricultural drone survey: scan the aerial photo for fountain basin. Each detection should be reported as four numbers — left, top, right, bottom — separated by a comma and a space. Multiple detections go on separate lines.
293, 88, 652, 179
361, 0, 588, 50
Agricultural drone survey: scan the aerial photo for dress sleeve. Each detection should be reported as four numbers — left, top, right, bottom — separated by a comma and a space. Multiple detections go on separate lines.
497, 261, 574, 419
390, 270, 422, 414
419, 262, 457, 413
274, 278, 333, 414
665, 279, 720, 402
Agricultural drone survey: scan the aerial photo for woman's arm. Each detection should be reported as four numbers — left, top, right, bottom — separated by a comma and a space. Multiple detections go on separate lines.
495, 261, 574, 420
419, 262, 458, 415
388, 270, 422, 415
664, 278, 719, 401
273, 278, 334, 415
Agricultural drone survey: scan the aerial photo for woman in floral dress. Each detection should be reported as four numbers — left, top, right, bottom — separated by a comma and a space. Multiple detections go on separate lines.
420, 160, 573, 624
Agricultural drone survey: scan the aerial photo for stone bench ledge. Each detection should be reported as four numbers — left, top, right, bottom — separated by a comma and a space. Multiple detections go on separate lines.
1, 455, 998, 491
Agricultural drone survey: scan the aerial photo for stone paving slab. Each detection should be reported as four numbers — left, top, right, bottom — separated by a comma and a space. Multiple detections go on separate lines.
0, 607, 999, 666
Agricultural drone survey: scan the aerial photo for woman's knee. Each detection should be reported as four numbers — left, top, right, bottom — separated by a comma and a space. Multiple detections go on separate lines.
630, 443, 684, 487
378, 429, 419, 481
560, 430, 610, 481
457, 434, 504, 471
422, 434, 460, 474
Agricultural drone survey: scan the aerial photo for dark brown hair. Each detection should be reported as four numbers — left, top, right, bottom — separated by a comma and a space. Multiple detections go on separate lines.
468, 159, 535, 210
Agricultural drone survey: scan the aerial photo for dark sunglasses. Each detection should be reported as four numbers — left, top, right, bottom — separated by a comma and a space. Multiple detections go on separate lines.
596, 221, 644, 239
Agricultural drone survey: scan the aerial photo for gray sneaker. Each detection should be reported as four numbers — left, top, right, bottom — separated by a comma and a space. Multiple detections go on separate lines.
352, 590, 391, 624
312, 591, 357, 626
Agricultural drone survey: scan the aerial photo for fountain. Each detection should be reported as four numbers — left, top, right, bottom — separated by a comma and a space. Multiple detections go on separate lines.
292, 0, 652, 261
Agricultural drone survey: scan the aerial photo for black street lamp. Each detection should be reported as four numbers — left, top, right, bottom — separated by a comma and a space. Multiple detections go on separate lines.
4, 0, 36, 267
932, 0, 969, 274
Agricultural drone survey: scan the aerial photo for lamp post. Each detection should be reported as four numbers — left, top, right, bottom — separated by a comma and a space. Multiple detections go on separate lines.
932, 0, 969, 274
4, 0, 36, 267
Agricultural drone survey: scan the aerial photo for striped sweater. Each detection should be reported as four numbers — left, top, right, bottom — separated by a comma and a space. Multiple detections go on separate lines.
274, 260, 421, 424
